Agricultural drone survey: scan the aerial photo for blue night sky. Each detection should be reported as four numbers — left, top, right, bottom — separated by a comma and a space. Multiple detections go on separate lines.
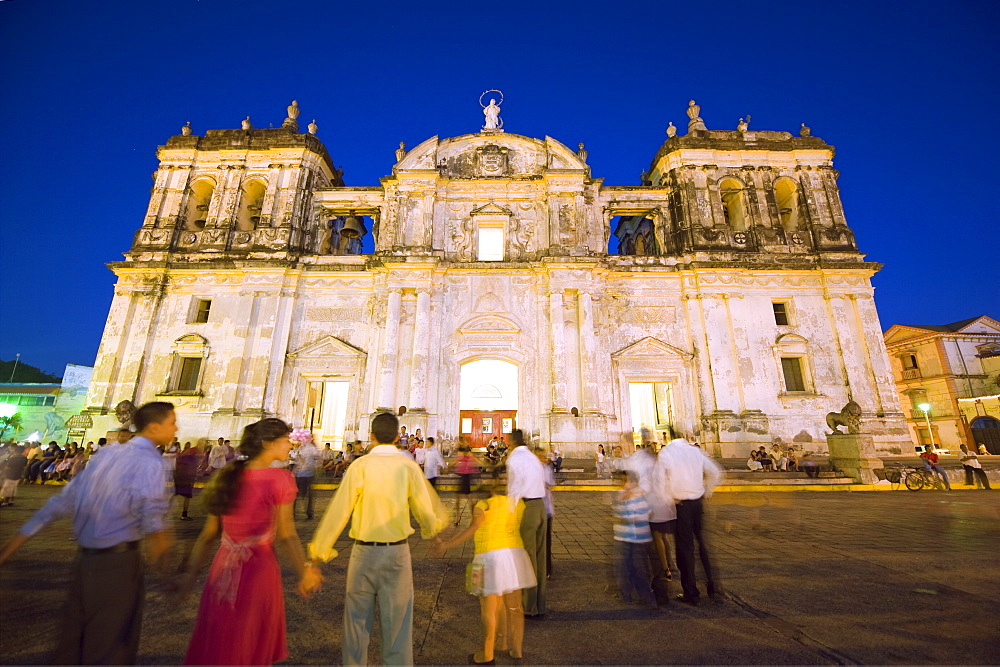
0, 0, 996, 375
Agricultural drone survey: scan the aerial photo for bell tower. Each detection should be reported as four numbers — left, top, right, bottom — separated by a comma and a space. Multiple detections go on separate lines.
129, 102, 344, 261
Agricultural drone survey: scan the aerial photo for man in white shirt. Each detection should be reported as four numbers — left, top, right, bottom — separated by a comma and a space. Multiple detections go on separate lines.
959, 443, 991, 489
422, 437, 445, 487
208, 436, 228, 473
658, 437, 723, 605
506, 429, 548, 616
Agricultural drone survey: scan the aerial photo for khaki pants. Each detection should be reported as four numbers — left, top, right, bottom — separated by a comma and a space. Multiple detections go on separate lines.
519, 498, 548, 616
343, 543, 413, 666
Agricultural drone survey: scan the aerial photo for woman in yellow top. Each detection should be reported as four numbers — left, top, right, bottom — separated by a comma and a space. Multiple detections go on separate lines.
434, 477, 536, 665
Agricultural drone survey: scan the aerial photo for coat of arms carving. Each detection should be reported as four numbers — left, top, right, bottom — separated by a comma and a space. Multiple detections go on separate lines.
475, 144, 510, 177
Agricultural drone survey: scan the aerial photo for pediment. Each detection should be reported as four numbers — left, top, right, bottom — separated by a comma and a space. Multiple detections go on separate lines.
884, 325, 938, 346
459, 315, 521, 334
612, 336, 692, 360
287, 335, 366, 360
775, 333, 808, 345
175, 334, 207, 345
470, 202, 512, 216
956, 316, 1000, 335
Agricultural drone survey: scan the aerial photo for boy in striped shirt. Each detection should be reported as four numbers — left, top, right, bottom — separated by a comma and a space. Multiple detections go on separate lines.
612, 470, 657, 607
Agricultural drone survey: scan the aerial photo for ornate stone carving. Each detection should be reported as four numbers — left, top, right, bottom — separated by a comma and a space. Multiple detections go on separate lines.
475, 144, 510, 177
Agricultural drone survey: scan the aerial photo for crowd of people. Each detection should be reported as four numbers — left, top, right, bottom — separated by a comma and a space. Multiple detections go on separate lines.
1, 400, 993, 665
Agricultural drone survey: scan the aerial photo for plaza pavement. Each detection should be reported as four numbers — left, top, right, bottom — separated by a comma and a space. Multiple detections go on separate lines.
1, 484, 998, 665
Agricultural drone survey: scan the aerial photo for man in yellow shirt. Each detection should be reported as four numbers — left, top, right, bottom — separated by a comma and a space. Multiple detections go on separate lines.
309, 412, 448, 666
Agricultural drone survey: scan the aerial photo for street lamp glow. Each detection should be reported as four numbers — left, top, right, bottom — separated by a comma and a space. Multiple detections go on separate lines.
916, 403, 936, 450
0, 402, 16, 419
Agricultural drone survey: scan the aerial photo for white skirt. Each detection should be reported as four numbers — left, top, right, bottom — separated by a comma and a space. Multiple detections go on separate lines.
471, 547, 537, 597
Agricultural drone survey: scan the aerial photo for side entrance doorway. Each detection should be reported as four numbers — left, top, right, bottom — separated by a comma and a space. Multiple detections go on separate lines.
460, 410, 517, 449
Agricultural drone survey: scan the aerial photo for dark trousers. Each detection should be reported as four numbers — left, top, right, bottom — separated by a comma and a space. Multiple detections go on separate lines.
53, 548, 144, 665
295, 475, 314, 518
963, 464, 975, 486
615, 540, 655, 605
519, 498, 548, 615
674, 496, 715, 601
967, 466, 991, 489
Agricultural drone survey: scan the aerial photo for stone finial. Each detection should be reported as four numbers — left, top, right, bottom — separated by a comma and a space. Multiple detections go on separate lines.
307, 119, 318, 135
282, 100, 300, 130
395, 141, 408, 162
181, 121, 192, 136
799, 122, 811, 137
686, 99, 707, 132
576, 142, 588, 163
737, 115, 750, 132
666, 121, 677, 138
242, 116, 252, 130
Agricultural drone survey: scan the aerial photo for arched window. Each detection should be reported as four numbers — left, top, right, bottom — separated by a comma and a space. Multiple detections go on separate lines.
169, 334, 208, 394
719, 178, 747, 231
774, 333, 812, 393
185, 179, 215, 230
774, 179, 801, 232
236, 179, 267, 231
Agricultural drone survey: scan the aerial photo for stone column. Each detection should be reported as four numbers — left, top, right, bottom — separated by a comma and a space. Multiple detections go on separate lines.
549, 290, 568, 410
408, 291, 431, 409
378, 289, 402, 411
578, 292, 600, 412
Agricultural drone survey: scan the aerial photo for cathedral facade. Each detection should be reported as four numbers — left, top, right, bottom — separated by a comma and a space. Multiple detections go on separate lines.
84, 101, 910, 456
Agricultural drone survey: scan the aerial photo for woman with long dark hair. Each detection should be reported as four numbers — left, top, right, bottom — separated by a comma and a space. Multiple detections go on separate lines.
179, 418, 322, 665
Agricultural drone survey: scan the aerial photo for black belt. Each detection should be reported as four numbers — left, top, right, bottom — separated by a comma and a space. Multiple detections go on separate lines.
80, 540, 139, 555
355, 539, 407, 546
523, 497, 543, 501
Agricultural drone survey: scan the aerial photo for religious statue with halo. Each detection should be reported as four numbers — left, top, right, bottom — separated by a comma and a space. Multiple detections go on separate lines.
481, 91, 504, 131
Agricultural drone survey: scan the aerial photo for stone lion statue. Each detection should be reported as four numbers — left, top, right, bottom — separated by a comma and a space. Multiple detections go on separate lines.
115, 400, 137, 428
826, 400, 862, 435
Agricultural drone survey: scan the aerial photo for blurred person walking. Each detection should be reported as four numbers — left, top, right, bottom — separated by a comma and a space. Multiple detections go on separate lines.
453, 440, 479, 525
612, 471, 656, 607
423, 437, 446, 488
0, 402, 176, 664
308, 411, 448, 666
658, 437, 722, 606
0, 445, 28, 506
179, 418, 321, 666
292, 433, 319, 520
174, 442, 200, 521
433, 475, 536, 663
505, 429, 548, 617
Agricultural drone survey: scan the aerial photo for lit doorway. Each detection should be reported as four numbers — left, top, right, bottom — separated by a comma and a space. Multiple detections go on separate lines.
628, 382, 673, 446
459, 360, 518, 449
305, 380, 350, 450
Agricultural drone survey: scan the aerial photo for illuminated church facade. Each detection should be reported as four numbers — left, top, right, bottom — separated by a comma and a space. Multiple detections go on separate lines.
84, 101, 910, 456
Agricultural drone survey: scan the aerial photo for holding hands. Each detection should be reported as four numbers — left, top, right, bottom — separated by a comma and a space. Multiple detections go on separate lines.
298, 564, 324, 598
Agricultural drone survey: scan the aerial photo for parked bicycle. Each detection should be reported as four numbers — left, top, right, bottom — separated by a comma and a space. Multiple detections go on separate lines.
877, 464, 947, 491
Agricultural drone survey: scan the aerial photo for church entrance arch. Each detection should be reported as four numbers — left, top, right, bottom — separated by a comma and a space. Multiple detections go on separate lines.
459, 359, 518, 449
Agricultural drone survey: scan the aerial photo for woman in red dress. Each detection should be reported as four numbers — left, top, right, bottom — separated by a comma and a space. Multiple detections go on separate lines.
179, 418, 323, 665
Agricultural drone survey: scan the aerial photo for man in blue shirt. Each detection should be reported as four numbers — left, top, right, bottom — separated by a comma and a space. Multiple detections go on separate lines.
0, 401, 176, 664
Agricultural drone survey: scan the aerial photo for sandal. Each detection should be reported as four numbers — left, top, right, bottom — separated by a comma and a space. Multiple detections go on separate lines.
468, 653, 495, 665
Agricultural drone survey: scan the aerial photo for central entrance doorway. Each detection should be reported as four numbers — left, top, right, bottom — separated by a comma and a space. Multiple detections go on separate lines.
459, 360, 518, 449
628, 381, 674, 446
